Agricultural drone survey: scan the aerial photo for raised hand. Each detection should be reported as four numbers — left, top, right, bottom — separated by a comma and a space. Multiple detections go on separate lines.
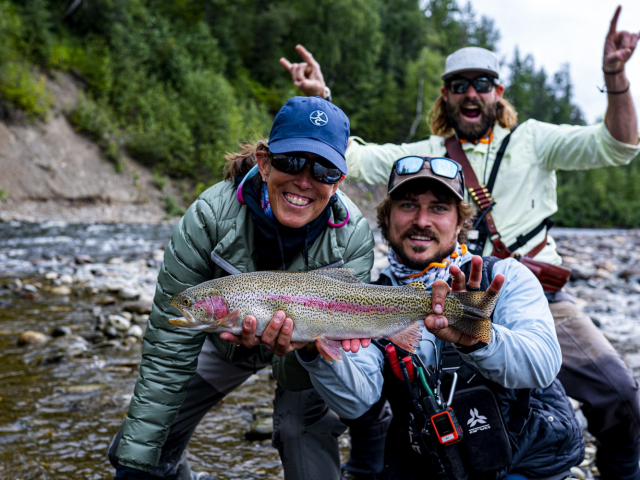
425, 256, 504, 347
603, 6, 639, 73
280, 44, 327, 98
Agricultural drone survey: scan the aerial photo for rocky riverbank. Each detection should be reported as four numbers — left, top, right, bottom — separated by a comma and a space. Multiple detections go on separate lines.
2, 225, 640, 478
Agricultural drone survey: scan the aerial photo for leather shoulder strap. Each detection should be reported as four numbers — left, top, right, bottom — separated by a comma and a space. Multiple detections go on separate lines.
444, 135, 511, 258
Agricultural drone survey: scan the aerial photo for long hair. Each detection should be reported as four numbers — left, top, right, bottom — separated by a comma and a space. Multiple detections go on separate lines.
223, 139, 269, 181
429, 96, 518, 138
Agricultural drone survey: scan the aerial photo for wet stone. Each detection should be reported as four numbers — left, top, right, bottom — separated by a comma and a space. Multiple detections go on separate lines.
96, 296, 117, 306
75, 255, 94, 264
126, 325, 143, 338
570, 265, 596, 281
52, 326, 73, 337
122, 300, 152, 314
619, 268, 640, 279
103, 326, 118, 339
119, 288, 140, 300
17, 330, 48, 346
22, 284, 38, 293
108, 315, 131, 331
50, 285, 72, 296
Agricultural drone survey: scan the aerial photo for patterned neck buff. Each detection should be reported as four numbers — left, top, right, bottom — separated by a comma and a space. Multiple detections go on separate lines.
261, 182, 274, 220
387, 243, 471, 287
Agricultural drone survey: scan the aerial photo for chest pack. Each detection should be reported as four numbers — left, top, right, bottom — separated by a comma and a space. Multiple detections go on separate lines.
379, 257, 529, 480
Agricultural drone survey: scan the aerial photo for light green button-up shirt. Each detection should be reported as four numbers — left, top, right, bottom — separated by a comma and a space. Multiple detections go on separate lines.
346, 120, 640, 265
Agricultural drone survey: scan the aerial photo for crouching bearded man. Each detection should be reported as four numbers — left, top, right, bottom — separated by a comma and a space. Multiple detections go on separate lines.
273, 156, 585, 479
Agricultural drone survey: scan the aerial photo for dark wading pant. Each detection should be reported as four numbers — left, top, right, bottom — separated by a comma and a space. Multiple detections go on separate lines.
551, 300, 640, 479
108, 338, 348, 480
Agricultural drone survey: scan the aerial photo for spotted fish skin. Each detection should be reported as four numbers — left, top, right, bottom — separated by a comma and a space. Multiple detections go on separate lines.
168, 269, 498, 358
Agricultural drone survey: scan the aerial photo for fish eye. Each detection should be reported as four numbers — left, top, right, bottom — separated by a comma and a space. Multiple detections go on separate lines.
182, 297, 191, 307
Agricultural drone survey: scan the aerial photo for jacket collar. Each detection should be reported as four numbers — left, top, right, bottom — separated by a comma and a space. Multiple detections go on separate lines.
211, 191, 350, 274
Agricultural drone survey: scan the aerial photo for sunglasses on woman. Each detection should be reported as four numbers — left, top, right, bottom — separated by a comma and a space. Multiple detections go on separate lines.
271, 153, 344, 185
394, 156, 461, 179
446, 76, 498, 94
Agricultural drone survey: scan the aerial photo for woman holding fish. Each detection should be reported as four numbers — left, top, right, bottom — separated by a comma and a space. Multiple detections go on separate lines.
110, 97, 376, 480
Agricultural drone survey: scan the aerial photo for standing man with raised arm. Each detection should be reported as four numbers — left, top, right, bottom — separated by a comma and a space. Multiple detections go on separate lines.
281, 6, 640, 479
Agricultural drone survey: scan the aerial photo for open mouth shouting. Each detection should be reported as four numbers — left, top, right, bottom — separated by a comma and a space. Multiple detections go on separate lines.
460, 103, 481, 120
284, 192, 313, 207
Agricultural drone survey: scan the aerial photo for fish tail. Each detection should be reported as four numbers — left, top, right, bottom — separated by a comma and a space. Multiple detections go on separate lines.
442, 292, 499, 344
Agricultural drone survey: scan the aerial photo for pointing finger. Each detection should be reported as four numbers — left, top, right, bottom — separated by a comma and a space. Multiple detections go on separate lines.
296, 44, 318, 67
449, 265, 466, 292
487, 273, 505, 295
467, 256, 483, 289
608, 5, 621, 38
280, 57, 293, 72
431, 280, 450, 315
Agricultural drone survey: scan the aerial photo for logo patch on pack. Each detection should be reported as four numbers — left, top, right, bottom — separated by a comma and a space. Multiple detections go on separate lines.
309, 110, 328, 127
467, 407, 490, 433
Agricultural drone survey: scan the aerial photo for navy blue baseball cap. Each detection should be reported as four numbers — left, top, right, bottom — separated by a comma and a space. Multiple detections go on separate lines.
268, 96, 350, 174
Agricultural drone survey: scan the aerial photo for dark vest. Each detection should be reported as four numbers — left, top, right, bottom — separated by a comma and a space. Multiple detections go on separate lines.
375, 257, 585, 479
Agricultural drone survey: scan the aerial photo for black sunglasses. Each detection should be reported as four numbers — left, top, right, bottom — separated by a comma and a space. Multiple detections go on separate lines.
394, 156, 461, 179
270, 153, 343, 185
446, 76, 498, 94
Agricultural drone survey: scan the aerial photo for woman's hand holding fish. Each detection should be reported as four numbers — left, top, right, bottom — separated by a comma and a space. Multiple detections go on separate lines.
220, 311, 370, 356
425, 256, 505, 347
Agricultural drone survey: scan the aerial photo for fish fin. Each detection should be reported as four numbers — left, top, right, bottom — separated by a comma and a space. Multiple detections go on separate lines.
449, 318, 493, 344
407, 281, 427, 290
312, 268, 363, 284
450, 292, 499, 321
445, 292, 498, 344
386, 322, 422, 353
315, 338, 344, 364
217, 309, 241, 329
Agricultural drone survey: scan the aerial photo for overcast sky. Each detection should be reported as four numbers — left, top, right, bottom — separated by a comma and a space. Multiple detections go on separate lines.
471, 0, 640, 124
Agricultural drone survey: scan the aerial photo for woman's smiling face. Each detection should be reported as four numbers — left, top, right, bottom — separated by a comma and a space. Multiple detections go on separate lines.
256, 151, 341, 229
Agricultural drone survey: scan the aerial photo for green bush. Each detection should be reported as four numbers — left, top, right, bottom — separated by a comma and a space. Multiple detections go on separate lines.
68, 92, 123, 170
0, 62, 54, 119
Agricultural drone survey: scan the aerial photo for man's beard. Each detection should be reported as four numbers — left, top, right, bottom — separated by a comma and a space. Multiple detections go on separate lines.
447, 97, 496, 142
388, 227, 456, 271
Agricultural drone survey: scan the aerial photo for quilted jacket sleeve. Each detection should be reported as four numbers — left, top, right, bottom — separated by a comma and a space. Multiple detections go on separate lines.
115, 197, 218, 472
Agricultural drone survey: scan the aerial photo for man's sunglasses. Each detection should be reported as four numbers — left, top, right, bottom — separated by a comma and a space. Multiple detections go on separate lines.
446, 76, 498, 94
394, 156, 461, 179
271, 153, 343, 185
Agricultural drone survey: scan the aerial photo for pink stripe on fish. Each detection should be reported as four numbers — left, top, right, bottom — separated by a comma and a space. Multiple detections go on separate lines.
264, 294, 401, 315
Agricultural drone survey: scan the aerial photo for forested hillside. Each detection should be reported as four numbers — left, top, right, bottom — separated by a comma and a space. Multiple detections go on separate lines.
0, 0, 639, 227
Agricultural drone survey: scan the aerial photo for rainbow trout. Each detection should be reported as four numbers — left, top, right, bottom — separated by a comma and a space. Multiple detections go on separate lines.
168, 269, 498, 362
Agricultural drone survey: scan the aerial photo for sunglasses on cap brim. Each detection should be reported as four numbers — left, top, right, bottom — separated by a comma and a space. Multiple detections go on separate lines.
270, 153, 344, 185
389, 156, 464, 195
446, 76, 499, 94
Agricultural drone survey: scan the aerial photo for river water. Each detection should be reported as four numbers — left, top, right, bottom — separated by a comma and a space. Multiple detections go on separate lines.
0, 221, 298, 479
2, 221, 639, 479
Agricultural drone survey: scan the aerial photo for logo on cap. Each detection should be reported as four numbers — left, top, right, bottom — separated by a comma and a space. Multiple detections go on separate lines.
309, 110, 328, 127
